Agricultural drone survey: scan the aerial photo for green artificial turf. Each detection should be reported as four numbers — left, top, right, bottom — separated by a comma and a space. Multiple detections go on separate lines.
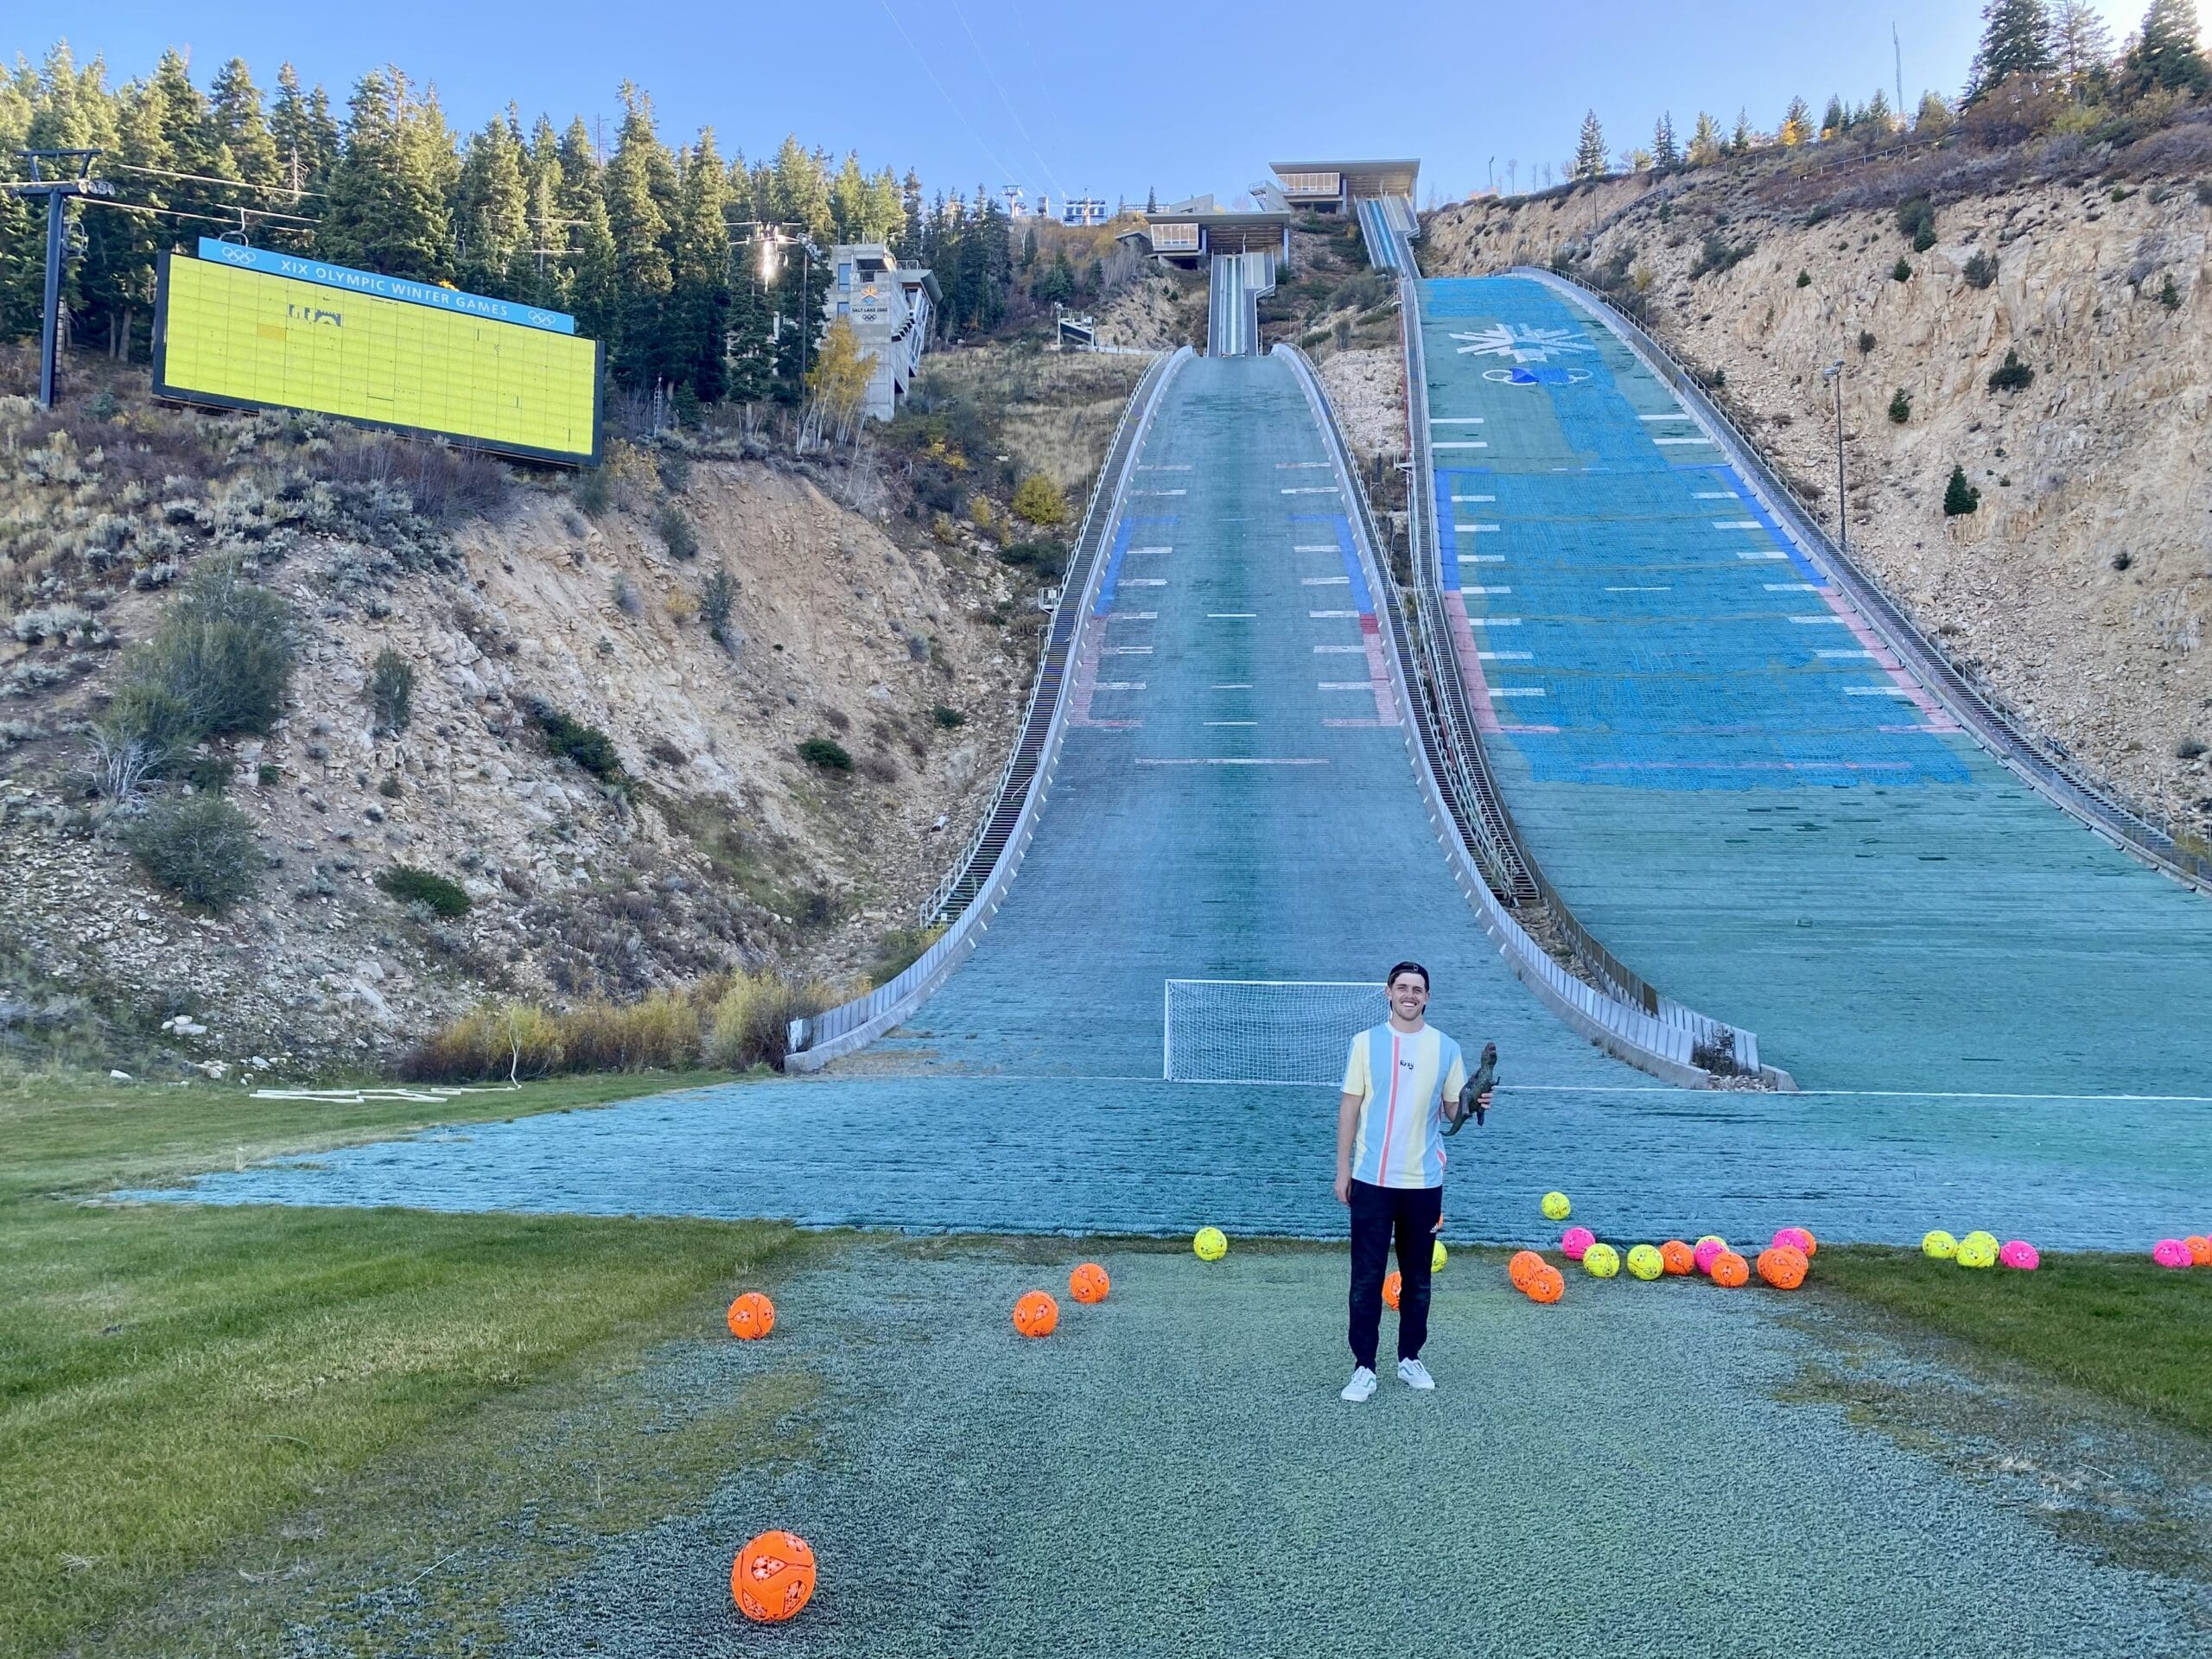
0, 1068, 798, 1659
1814, 1245, 2212, 1440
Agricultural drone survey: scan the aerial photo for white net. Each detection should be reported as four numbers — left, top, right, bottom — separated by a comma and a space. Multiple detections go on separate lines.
1163, 980, 1389, 1084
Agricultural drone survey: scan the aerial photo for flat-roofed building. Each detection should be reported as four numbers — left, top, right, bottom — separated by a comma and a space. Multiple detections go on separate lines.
1268, 159, 1421, 214
1120, 194, 1291, 270
821, 243, 941, 423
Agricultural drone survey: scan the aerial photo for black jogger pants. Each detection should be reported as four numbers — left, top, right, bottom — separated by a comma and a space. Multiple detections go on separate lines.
1347, 1177, 1444, 1370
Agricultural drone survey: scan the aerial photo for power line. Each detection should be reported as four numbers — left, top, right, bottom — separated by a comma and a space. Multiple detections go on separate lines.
86, 196, 319, 229
109, 160, 327, 198
874, 0, 1031, 201
943, 0, 1065, 201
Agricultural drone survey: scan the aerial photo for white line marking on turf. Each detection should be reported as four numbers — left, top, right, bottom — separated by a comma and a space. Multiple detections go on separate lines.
1465, 586, 1511, 594
1294, 543, 1339, 551
1314, 645, 1363, 653
1694, 491, 1735, 499
1766, 582, 1819, 591
1119, 611, 1158, 620
1478, 651, 1533, 660
1211, 683, 1252, 690
1103, 646, 1153, 655
1466, 617, 1520, 626
1655, 436, 1714, 445
1205, 720, 1257, 726
1093, 682, 1146, 690
1789, 616, 1848, 625
1737, 550, 1789, 560
1605, 585, 1670, 592
1818, 649, 1878, 658
1128, 544, 1173, 555
1281, 486, 1339, 495
1639, 413, 1694, 421
1317, 682, 1372, 690
1450, 493, 1496, 502
1430, 416, 1485, 424
1137, 758, 1329, 766
1135, 488, 1188, 495
1208, 612, 1255, 619
1122, 578, 1166, 586
1309, 609, 1357, 618
1456, 523, 1501, 533
1712, 519, 1762, 530
1277, 461, 1330, 469
1489, 686, 1546, 697
1432, 441, 1489, 449
1847, 685, 1915, 696
1138, 463, 1192, 471
1465, 554, 1504, 563
1302, 576, 1351, 585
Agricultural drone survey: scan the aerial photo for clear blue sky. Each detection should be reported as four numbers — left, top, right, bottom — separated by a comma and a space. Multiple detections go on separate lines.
46, 2, 2147, 206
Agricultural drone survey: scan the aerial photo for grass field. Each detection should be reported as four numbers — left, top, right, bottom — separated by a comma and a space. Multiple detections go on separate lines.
0, 1067, 800, 1659
3, 1067, 2207, 1656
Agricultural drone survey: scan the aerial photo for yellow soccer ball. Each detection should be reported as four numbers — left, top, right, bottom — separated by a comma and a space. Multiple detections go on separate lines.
1625, 1243, 1663, 1281
1955, 1233, 1999, 1269
1431, 1240, 1448, 1273
1922, 1230, 1958, 1260
1541, 1191, 1571, 1221
1582, 1242, 1621, 1279
1192, 1226, 1228, 1262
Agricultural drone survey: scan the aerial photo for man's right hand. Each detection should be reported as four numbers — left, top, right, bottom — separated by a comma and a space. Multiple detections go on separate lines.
1334, 1169, 1351, 1205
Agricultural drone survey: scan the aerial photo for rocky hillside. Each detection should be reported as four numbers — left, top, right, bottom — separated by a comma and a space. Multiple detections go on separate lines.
1421, 140, 2212, 832
0, 362, 1117, 1074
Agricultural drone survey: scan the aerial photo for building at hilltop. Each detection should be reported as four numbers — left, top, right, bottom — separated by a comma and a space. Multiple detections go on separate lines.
1118, 194, 1291, 270
1267, 160, 1420, 215
820, 244, 942, 423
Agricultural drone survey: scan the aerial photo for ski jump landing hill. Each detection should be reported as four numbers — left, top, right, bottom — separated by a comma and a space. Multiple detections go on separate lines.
1356, 202, 2212, 1103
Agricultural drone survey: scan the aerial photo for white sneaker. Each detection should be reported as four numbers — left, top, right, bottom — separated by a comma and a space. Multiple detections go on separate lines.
1340, 1365, 1377, 1402
1397, 1357, 1436, 1391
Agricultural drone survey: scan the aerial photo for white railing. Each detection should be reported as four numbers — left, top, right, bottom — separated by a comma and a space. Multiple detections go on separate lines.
784, 346, 1192, 1070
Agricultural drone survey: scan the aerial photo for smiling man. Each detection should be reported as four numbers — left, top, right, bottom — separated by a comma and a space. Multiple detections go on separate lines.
1333, 960, 1488, 1402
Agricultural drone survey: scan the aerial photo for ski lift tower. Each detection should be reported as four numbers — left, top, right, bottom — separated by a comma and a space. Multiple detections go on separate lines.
7, 149, 113, 407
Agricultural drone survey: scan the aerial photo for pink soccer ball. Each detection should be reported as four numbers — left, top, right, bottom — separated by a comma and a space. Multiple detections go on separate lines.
1560, 1226, 1595, 1262
1998, 1239, 2038, 1270
1693, 1237, 1729, 1275
1771, 1227, 1813, 1255
2152, 1238, 2193, 1268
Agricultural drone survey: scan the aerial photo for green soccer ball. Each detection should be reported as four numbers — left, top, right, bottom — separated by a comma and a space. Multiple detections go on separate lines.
1582, 1242, 1621, 1278
1922, 1230, 1958, 1260
1541, 1191, 1572, 1221
1193, 1226, 1227, 1262
1625, 1244, 1663, 1281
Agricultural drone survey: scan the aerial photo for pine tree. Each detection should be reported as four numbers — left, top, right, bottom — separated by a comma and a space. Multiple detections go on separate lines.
455, 113, 528, 294
1687, 111, 1723, 166
556, 116, 620, 346
320, 68, 454, 279
1916, 91, 1955, 134
768, 134, 833, 241
671, 128, 734, 404
1779, 97, 1814, 146
1573, 110, 1607, 179
2050, 0, 2117, 93
1731, 109, 1756, 153
1969, 0, 2055, 99
1821, 94, 1848, 138
1943, 464, 1981, 516
1652, 112, 1680, 169
270, 64, 339, 193
603, 85, 675, 387
1863, 87, 1895, 131
2124, 0, 2209, 93
209, 59, 281, 188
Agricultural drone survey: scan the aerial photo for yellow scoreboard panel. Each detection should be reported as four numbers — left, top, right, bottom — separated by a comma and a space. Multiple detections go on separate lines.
153, 252, 601, 465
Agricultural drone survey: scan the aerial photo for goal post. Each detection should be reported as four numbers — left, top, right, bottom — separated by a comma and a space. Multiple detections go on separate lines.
1162, 979, 1389, 1084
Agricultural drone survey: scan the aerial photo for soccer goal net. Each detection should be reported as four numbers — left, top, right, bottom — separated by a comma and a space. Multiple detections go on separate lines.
1163, 980, 1389, 1084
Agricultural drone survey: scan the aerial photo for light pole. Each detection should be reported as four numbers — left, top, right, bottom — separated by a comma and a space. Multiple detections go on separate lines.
1821, 359, 1847, 554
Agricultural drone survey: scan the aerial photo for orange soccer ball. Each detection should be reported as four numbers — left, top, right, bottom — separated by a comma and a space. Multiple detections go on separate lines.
733, 1529, 816, 1623
1658, 1240, 1695, 1276
1756, 1245, 1808, 1290
726, 1291, 776, 1341
1382, 1269, 1403, 1309
1526, 1265, 1565, 1305
1069, 1262, 1110, 1304
1508, 1249, 1546, 1290
2186, 1236, 2212, 1267
1013, 1289, 1059, 1338
1710, 1250, 1751, 1288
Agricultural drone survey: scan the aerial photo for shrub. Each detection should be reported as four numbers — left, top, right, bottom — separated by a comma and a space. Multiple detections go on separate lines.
2112, 550, 2133, 570
112, 556, 294, 750
1795, 269, 1812, 288
571, 465, 611, 515
123, 792, 261, 911
1891, 258, 1913, 283
1688, 232, 1754, 280
376, 863, 472, 917
1858, 330, 1876, 354
705, 971, 830, 1071
798, 736, 853, 772
931, 704, 966, 728
1942, 465, 1981, 517
657, 452, 691, 493
558, 989, 698, 1072
1986, 349, 2035, 392
367, 647, 416, 734
969, 493, 998, 531
378, 772, 403, 798
2158, 273, 2182, 311
2177, 736, 2207, 760
257, 761, 279, 786
700, 565, 736, 640
403, 1001, 567, 1082
655, 501, 698, 561
1887, 389, 1912, 424
868, 925, 944, 987
1011, 473, 1070, 527
86, 387, 120, 421
527, 702, 626, 783
1896, 195, 1936, 251
1962, 250, 1998, 289
997, 539, 1067, 579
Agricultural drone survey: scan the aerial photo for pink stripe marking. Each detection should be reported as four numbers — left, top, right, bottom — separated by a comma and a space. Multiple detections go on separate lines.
1440, 592, 1504, 734
1067, 624, 1141, 729
1357, 613, 1397, 725
1818, 589, 1960, 734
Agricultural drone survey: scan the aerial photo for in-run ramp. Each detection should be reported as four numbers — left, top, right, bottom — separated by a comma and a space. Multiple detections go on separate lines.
1407, 271, 2212, 1097
153, 349, 2212, 1243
